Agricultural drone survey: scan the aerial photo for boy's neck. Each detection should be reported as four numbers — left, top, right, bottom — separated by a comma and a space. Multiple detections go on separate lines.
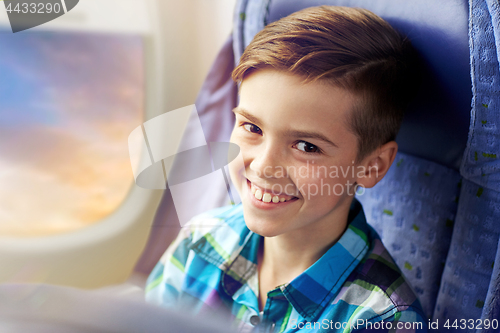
260, 221, 347, 284
257, 197, 353, 310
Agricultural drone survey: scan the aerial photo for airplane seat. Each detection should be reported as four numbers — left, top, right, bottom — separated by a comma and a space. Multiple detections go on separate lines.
136, 0, 500, 326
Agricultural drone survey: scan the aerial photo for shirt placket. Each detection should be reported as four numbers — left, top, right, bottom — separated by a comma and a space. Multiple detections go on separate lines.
257, 288, 291, 333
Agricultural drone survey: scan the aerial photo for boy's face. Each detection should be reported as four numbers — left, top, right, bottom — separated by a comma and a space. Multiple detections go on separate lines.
229, 69, 363, 239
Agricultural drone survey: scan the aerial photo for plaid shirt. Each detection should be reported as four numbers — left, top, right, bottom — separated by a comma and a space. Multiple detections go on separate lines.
146, 200, 427, 332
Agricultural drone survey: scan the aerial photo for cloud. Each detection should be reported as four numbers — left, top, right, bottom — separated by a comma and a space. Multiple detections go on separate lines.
0, 127, 135, 237
0, 31, 144, 237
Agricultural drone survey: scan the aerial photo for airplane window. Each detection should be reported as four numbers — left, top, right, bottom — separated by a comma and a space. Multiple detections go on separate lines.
0, 30, 143, 237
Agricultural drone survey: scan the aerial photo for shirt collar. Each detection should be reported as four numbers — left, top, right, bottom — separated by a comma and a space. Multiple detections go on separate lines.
190, 199, 371, 321
188, 204, 259, 297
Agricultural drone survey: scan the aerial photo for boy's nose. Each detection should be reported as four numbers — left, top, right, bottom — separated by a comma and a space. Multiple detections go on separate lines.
248, 143, 284, 179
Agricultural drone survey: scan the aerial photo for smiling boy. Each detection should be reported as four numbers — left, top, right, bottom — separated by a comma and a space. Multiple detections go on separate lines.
146, 6, 426, 332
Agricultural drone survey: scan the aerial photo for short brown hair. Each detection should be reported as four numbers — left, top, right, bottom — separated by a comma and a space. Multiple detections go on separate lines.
232, 6, 420, 160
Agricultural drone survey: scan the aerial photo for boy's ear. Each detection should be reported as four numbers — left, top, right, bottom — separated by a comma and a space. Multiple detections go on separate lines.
355, 141, 398, 189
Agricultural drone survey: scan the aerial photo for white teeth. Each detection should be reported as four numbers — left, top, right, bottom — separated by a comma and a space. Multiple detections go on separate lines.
251, 184, 292, 203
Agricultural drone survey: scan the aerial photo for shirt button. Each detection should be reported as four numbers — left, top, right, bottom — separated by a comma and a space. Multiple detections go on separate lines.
250, 315, 260, 326
270, 322, 276, 331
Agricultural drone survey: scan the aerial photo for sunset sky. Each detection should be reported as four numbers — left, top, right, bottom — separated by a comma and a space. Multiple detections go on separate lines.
0, 29, 144, 237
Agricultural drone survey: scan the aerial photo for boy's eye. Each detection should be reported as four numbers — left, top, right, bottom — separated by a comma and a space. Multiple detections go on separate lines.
243, 123, 262, 135
295, 141, 320, 154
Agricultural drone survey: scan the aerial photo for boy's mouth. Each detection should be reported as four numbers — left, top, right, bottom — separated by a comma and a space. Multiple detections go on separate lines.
247, 179, 298, 204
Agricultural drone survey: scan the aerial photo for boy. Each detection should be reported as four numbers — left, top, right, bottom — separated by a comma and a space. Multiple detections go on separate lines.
146, 6, 426, 332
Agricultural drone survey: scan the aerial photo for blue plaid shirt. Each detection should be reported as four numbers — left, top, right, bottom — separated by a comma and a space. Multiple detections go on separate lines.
146, 200, 427, 332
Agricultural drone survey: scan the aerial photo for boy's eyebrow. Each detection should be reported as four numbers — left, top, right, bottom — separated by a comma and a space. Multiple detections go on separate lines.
233, 106, 338, 148
232, 107, 262, 127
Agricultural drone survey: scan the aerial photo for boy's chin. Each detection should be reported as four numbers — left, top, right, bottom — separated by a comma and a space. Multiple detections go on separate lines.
244, 221, 280, 238
242, 212, 286, 238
